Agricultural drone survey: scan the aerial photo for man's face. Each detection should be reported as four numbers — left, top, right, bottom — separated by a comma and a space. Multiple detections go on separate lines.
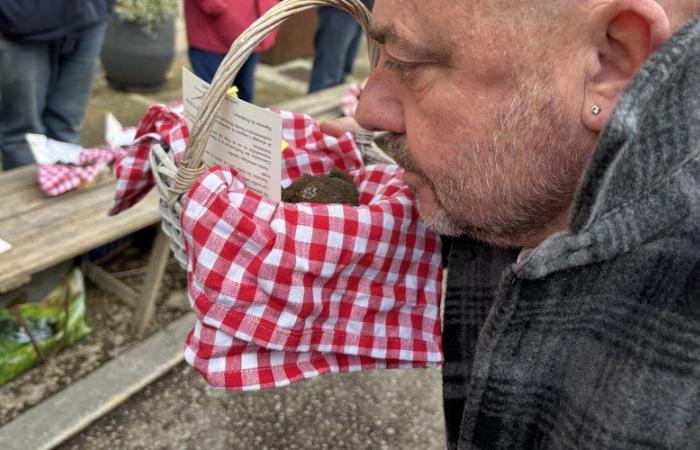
356, 0, 597, 248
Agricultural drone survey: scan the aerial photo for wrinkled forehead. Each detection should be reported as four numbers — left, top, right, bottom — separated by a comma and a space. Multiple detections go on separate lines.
370, 0, 511, 57
372, 0, 462, 37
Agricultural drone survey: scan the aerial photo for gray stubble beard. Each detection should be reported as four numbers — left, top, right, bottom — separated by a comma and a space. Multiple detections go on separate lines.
386, 75, 591, 247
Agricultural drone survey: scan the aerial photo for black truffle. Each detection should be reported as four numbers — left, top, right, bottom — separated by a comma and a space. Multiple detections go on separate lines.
282, 167, 359, 206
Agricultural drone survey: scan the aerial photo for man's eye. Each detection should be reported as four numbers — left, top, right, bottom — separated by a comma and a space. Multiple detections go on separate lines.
384, 59, 419, 80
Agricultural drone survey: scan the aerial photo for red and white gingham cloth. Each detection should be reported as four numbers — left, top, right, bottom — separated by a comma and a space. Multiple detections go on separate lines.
110, 105, 443, 390
109, 104, 189, 215
38, 147, 125, 196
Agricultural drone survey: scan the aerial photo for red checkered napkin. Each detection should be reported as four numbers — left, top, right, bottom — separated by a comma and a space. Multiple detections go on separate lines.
109, 106, 443, 390
109, 104, 189, 215
181, 110, 443, 390
38, 147, 125, 196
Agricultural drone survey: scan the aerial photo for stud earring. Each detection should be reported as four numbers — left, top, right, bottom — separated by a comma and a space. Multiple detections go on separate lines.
591, 105, 602, 115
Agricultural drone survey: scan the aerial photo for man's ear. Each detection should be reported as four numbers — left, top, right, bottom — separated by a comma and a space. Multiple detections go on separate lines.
582, 0, 671, 131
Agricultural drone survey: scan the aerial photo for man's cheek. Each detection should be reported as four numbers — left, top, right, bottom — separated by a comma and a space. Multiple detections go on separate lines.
408, 68, 442, 101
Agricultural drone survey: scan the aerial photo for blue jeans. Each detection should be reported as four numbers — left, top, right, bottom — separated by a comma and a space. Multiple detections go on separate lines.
188, 48, 259, 103
0, 22, 107, 170
308, 7, 364, 93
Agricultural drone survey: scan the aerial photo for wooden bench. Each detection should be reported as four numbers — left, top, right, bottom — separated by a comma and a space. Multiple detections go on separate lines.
275, 82, 353, 121
0, 81, 370, 339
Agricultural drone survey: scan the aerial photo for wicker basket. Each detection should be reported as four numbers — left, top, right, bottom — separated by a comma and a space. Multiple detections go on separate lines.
150, 0, 382, 269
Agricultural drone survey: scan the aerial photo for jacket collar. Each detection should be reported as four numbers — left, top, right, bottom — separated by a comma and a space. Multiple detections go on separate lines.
516, 15, 700, 280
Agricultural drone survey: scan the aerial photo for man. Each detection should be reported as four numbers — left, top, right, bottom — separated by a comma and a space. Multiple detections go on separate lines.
325, 0, 700, 447
0, 0, 113, 170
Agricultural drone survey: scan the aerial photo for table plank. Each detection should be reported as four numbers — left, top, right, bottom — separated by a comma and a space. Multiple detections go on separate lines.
0, 187, 160, 294
0, 166, 38, 198
0, 172, 115, 220
0, 181, 123, 243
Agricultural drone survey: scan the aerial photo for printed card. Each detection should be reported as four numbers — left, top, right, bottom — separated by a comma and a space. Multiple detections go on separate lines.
182, 68, 282, 202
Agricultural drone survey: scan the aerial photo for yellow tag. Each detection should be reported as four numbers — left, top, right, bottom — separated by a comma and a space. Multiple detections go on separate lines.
281, 139, 288, 152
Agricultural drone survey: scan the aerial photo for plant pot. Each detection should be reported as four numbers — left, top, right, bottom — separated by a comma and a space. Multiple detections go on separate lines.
100, 16, 176, 92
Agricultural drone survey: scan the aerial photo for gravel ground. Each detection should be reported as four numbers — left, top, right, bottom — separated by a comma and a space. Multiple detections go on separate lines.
0, 229, 189, 426
59, 362, 445, 450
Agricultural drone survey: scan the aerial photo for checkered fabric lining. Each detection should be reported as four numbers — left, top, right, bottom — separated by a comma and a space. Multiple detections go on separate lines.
110, 105, 443, 390
109, 104, 189, 215
38, 147, 125, 196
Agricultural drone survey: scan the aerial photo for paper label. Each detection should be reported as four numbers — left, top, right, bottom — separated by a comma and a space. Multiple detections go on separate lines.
105, 113, 137, 147
182, 68, 282, 202
25, 133, 51, 164
25, 134, 82, 165
0, 238, 11, 255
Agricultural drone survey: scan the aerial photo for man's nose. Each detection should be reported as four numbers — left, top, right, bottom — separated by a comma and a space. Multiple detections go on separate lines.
355, 74, 405, 134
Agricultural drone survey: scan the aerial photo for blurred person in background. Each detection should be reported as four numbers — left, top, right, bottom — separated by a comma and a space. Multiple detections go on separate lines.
308, 0, 373, 93
184, 0, 279, 102
0, 0, 114, 171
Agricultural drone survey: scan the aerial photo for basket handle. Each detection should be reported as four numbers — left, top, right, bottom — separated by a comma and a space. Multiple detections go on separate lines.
172, 0, 378, 195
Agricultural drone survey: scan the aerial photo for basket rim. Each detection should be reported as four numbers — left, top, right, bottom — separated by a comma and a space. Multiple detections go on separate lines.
171, 0, 378, 197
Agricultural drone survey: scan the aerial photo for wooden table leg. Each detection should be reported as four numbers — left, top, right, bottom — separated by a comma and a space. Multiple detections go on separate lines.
133, 227, 171, 338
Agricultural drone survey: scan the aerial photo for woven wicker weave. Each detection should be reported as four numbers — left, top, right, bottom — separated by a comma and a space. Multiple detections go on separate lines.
149, 0, 382, 269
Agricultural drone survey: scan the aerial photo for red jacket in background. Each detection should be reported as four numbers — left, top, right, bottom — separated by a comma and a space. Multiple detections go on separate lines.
184, 0, 279, 54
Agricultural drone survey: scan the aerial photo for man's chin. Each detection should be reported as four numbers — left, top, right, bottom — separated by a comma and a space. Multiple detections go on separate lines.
401, 171, 423, 189
415, 200, 463, 236
404, 177, 463, 236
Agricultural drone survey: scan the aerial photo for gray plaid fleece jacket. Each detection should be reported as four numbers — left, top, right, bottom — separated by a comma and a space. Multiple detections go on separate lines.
442, 16, 700, 450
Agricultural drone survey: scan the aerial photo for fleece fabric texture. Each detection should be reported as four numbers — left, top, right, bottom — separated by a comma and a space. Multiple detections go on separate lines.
442, 15, 700, 450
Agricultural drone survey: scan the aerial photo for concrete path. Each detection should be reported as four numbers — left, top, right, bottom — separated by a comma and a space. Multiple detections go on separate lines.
60, 350, 445, 450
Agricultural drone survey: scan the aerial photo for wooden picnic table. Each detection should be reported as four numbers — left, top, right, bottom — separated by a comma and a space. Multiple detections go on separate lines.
0, 165, 168, 337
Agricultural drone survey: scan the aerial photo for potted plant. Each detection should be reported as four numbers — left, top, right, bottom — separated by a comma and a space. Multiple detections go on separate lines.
100, 0, 179, 92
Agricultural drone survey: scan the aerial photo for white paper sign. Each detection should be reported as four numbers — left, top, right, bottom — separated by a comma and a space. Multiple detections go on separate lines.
0, 238, 11, 255
25, 134, 82, 165
105, 112, 137, 147
182, 68, 282, 202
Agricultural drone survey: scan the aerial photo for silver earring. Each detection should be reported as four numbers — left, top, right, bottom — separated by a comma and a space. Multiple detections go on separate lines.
591, 105, 602, 115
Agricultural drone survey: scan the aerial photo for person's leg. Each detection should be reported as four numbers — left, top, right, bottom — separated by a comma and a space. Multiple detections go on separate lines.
342, 24, 363, 80
188, 47, 225, 84
308, 7, 363, 93
232, 53, 259, 102
0, 37, 51, 170
43, 22, 107, 145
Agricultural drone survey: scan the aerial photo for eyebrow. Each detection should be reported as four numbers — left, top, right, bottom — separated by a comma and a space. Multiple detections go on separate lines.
368, 23, 451, 64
